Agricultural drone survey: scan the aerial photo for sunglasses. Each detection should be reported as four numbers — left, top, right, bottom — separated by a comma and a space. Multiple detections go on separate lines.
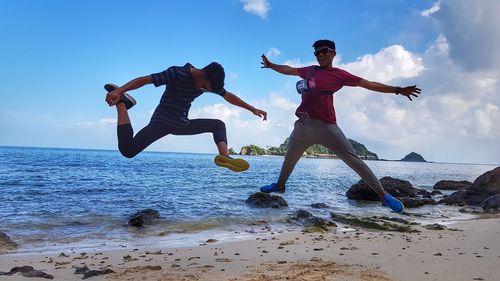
314, 48, 334, 56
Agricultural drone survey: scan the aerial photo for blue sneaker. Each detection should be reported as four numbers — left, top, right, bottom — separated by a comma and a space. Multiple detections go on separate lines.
260, 183, 285, 194
383, 194, 404, 213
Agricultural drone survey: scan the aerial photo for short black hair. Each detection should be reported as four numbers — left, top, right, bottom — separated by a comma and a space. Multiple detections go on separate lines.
313, 39, 336, 51
202, 62, 225, 93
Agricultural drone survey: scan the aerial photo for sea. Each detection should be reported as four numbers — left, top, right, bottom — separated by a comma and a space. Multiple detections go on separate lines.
0, 146, 497, 254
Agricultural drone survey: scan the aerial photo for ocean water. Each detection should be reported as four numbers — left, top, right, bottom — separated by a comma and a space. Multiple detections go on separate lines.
0, 146, 496, 252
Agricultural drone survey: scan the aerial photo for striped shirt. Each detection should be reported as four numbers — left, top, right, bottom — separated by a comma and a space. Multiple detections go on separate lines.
150, 63, 226, 127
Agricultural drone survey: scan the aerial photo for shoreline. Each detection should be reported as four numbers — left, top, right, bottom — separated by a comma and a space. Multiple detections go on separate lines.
1, 216, 499, 281
1, 206, 481, 256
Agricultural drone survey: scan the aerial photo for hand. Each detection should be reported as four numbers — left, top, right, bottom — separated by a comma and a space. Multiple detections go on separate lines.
253, 108, 268, 121
105, 89, 121, 106
261, 54, 271, 69
398, 85, 421, 101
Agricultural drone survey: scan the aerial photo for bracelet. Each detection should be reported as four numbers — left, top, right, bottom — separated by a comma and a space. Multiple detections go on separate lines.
395, 86, 402, 95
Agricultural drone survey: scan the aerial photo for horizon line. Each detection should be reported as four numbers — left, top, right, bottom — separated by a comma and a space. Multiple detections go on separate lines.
1, 144, 498, 167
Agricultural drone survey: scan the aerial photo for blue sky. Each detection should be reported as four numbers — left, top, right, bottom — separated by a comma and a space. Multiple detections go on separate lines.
1, 0, 499, 164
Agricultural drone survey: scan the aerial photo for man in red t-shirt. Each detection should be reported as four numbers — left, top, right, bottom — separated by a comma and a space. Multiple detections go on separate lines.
259, 39, 421, 213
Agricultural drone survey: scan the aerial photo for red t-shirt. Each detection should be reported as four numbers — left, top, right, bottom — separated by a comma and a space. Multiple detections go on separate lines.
296, 66, 362, 124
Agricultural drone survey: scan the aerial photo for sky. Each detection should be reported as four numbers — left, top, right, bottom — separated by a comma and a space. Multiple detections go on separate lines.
0, 0, 499, 165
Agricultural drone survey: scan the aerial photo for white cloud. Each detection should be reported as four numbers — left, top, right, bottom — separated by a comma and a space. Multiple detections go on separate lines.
190, 103, 241, 122
100, 118, 116, 125
266, 47, 281, 58
241, 0, 270, 19
283, 58, 317, 68
333, 34, 500, 163
75, 118, 116, 126
431, 0, 500, 71
188, 91, 299, 151
269, 92, 297, 111
383, 107, 406, 125
421, 2, 440, 17
341, 45, 424, 83
474, 104, 499, 136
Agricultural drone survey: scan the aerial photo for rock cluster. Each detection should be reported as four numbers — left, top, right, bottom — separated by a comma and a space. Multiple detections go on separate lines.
439, 167, 500, 213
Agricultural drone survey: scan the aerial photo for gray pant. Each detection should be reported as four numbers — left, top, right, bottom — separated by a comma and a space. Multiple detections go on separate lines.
277, 117, 385, 197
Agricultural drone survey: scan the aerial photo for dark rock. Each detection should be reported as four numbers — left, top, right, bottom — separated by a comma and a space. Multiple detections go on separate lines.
347, 177, 418, 201
330, 213, 419, 233
423, 223, 447, 230
128, 209, 160, 227
346, 177, 436, 208
21, 270, 54, 279
374, 216, 413, 225
303, 217, 337, 230
82, 269, 115, 279
302, 226, 326, 233
294, 209, 313, 219
439, 190, 467, 206
286, 210, 336, 230
0, 231, 17, 252
245, 192, 288, 208
311, 203, 329, 208
400, 197, 437, 208
463, 167, 500, 206
418, 190, 433, 199
401, 152, 426, 162
1, 266, 53, 279
439, 167, 500, 207
431, 190, 443, 196
459, 206, 484, 214
483, 194, 500, 213
433, 180, 472, 190
74, 266, 90, 275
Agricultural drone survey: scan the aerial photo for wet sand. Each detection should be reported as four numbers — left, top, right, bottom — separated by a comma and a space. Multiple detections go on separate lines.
1, 217, 499, 281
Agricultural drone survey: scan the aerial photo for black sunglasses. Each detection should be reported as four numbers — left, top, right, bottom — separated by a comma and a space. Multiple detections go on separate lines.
314, 48, 334, 56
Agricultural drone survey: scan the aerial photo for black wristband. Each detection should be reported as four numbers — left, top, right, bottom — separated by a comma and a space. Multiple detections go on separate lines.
395, 87, 402, 95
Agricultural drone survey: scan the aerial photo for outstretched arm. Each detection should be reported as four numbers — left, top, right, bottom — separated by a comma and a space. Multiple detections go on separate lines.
105, 75, 153, 106
223, 91, 267, 121
357, 79, 421, 101
261, 54, 300, 76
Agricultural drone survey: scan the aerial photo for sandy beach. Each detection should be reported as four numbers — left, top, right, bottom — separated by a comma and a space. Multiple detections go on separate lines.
1, 216, 499, 281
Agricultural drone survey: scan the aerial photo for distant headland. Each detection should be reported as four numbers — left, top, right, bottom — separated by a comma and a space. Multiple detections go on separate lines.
230, 138, 427, 162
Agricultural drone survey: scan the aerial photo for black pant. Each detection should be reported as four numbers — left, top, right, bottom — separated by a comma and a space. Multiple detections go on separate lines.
117, 119, 227, 158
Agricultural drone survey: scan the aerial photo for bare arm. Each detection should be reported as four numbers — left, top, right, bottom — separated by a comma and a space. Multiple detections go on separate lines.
357, 79, 421, 101
105, 75, 153, 106
223, 91, 267, 121
261, 54, 300, 76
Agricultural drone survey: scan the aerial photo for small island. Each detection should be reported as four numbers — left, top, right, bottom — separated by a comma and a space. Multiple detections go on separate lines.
400, 152, 427, 162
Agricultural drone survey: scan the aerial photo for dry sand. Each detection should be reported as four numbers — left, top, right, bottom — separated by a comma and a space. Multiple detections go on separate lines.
1, 217, 499, 281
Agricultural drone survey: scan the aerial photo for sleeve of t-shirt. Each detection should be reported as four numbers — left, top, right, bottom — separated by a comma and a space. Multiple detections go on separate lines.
213, 88, 226, 97
297, 66, 313, 79
338, 68, 362, 87
150, 67, 176, 87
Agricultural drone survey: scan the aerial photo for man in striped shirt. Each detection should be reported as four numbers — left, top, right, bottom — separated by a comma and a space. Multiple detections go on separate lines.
105, 62, 267, 172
